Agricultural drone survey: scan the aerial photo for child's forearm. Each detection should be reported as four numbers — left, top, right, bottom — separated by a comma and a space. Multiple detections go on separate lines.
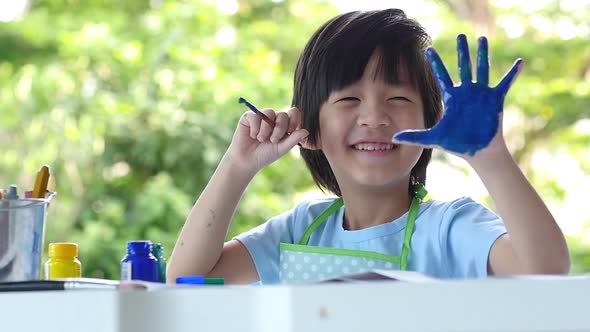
167, 153, 255, 282
471, 148, 570, 274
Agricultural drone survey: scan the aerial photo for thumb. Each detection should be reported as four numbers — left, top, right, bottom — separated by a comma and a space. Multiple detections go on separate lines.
277, 129, 309, 155
392, 129, 437, 146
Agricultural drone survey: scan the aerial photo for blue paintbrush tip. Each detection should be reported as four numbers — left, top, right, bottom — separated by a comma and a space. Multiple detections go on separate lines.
238, 96, 258, 112
238, 96, 275, 126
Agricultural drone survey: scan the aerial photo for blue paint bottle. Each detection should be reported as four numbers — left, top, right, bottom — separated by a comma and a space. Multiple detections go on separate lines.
120, 241, 158, 282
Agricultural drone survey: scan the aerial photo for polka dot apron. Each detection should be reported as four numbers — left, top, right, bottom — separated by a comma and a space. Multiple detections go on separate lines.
279, 185, 427, 284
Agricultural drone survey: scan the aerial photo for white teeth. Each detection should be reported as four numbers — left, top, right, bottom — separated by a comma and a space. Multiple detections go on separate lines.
353, 143, 396, 151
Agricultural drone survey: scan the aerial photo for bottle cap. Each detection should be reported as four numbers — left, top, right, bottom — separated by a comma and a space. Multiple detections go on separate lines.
152, 243, 163, 256
48, 242, 78, 258
127, 241, 152, 255
5, 185, 18, 199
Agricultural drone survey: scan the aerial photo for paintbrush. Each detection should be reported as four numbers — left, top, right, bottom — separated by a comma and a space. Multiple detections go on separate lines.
238, 96, 276, 126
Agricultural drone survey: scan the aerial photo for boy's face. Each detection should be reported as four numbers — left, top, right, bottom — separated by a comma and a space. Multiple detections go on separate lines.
316, 53, 425, 191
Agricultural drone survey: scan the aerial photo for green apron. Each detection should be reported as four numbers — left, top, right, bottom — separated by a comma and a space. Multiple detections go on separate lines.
279, 185, 427, 284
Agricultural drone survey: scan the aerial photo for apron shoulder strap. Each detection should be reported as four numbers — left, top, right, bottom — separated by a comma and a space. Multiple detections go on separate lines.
298, 198, 344, 245
400, 184, 427, 270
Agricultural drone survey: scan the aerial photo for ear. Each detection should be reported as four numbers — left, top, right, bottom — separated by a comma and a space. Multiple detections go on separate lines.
299, 135, 321, 150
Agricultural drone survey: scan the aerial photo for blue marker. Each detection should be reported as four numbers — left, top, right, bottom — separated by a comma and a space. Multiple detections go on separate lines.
175, 275, 225, 285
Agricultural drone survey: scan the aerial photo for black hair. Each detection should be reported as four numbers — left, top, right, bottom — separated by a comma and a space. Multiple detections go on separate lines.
292, 9, 442, 197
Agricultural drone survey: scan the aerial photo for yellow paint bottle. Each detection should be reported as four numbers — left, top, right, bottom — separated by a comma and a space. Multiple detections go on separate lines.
45, 243, 81, 279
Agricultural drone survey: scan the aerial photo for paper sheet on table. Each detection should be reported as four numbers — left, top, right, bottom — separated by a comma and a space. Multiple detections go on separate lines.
320, 269, 436, 283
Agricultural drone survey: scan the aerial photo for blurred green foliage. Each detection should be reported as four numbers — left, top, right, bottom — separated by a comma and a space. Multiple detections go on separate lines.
0, 0, 588, 278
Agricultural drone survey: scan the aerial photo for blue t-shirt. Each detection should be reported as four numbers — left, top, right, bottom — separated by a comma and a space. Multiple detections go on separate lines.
235, 197, 506, 284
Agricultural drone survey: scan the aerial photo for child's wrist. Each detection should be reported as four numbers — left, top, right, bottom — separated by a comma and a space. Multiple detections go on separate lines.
220, 153, 258, 181
468, 145, 515, 174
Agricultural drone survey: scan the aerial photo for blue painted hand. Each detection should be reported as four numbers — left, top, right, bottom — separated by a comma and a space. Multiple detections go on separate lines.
393, 34, 523, 156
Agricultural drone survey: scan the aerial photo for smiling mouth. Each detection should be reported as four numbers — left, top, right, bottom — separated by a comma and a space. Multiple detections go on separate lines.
351, 143, 400, 151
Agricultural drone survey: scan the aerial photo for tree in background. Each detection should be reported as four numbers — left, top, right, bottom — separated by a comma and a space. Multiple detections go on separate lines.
0, 0, 587, 278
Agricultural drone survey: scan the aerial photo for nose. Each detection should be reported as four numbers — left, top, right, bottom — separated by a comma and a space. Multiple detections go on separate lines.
356, 102, 391, 128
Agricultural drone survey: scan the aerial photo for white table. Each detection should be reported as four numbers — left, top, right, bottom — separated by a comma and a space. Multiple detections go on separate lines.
2, 276, 588, 332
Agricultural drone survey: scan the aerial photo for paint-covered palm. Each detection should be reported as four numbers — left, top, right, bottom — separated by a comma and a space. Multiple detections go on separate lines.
393, 34, 523, 156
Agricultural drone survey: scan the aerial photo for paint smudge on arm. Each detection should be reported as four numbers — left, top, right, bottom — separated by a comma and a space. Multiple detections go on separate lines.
207, 209, 216, 231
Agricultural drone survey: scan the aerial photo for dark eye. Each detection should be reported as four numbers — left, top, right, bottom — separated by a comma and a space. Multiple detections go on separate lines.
389, 96, 411, 102
337, 97, 360, 103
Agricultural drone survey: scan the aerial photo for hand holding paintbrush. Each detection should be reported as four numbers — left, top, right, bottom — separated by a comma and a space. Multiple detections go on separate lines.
238, 97, 276, 127
231, 96, 309, 174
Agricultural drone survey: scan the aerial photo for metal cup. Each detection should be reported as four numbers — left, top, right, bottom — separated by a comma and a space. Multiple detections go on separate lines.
0, 192, 56, 281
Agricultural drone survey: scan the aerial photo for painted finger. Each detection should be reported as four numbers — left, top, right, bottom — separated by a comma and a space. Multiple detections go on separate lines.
426, 47, 454, 92
392, 128, 439, 147
495, 58, 524, 95
457, 34, 473, 84
476, 36, 490, 86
